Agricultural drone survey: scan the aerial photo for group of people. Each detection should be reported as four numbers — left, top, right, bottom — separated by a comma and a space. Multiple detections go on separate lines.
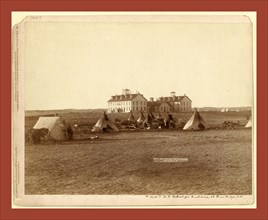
118, 112, 177, 130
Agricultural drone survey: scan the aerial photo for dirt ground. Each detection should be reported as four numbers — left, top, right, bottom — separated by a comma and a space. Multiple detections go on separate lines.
25, 128, 252, 195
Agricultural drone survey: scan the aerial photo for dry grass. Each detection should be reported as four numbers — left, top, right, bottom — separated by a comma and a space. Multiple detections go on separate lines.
25, 129, 252, 195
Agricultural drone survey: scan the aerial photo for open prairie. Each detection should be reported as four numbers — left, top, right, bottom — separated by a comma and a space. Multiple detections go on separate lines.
25, 110, 252, 195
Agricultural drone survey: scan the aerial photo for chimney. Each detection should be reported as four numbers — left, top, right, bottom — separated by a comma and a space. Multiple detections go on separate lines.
170, 91, 176, 97
150, 97, 154, 102
123, 88, 130, 95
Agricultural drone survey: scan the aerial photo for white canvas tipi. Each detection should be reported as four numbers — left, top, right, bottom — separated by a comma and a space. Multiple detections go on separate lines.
127, 111, 136, 122
245, 116, 252, 128
183, 109, 207, 131
92, 112, 119, 132
137, 111, 146, 124
33, 117, 66, 140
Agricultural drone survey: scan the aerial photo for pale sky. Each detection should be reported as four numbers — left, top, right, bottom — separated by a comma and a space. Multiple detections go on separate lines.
20, 15, 253, 110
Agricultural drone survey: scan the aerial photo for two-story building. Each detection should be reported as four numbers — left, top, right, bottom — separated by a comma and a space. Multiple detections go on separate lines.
157, 92, 192, 112
107, 89, 147, 113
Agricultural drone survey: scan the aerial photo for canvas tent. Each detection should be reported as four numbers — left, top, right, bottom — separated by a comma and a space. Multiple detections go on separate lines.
142, 113, 153, 127
33, 117, 66, 140
92, 112, 119, 132
183, 109, 207, 131
164, 113, 173, 122
127, 111, 136, 122
156, 113, 163, 120
137, 111, 146, 124
164, 113, 175, 128
245, 116, 252, 128
150, 112, 156, 120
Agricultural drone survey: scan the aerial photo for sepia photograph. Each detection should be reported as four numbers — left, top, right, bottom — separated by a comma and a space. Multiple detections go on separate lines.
12, 12, 255, 207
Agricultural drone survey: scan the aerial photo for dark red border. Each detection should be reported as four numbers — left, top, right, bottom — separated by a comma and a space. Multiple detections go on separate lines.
1, 1, 267, 220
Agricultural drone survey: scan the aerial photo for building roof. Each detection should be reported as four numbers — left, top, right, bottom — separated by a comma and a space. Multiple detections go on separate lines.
108, 93, 147, 102
158, 95, 192, 102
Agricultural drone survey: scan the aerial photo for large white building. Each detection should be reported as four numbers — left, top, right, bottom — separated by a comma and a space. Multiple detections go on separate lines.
107, 89, 147, 113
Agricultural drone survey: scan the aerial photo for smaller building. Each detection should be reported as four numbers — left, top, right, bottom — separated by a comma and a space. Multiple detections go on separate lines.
107, 89, 147, 113
158, 92, 192, 112
147, 99, 172, 113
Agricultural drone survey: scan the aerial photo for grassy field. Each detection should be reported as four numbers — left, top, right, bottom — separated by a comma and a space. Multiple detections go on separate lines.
25, 125, 252, 195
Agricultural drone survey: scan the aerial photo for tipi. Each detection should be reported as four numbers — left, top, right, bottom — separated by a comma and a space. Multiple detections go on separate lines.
137, 111, 146, 124
150, 112, 156, 120
245, 116, 252, 128
142, 113, 153, 127
164, 113, 174, 128
92, 112, 119, 132
127, 111, 136, 122
33, 117, 66, 140
156, 113, 162, 120
183, 109, 207, 131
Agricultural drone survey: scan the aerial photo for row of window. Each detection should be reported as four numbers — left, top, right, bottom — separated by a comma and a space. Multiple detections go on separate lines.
181, 102, 190, 106
109, 101, 131, 106
108, 101, 147, 106
133, 101, 146, 105
178, 107, 191, 111
161, 107, 168, 111
108, 106, 147, 112
109, 101, 191, 107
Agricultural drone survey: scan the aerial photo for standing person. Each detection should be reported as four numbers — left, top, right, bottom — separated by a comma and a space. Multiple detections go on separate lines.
66, 124, 73, 140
